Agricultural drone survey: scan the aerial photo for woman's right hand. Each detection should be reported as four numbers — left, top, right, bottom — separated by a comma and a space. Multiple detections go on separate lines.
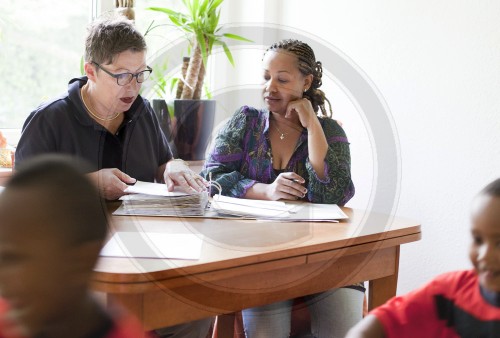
87, 168, 136, 200
264, 172, 307, 201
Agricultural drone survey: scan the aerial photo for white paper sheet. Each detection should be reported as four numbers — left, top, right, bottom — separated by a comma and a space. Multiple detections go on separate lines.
100, 232, 203, 260
213, 195, 289, 211
211, 194, 291, 218
285, 203, 348, 222
210, 195, 347, 222
123, 181, 189, 197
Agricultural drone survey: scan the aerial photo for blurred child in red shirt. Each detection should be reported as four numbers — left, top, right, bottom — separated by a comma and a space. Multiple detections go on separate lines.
346, 178, 500, 338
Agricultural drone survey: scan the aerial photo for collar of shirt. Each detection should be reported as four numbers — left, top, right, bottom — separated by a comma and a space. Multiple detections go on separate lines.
67, 77, 141, 130
479, 285, 500, 308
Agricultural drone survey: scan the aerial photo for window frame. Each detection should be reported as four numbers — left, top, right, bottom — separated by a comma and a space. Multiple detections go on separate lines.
0, 0, 112, 146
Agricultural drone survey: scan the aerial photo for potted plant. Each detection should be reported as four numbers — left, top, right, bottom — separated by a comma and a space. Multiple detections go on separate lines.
148, 59, 179, 147
147, 0, 250, 160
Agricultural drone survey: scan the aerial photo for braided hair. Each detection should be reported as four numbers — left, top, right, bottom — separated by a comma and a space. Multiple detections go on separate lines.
265, 39, 333, 117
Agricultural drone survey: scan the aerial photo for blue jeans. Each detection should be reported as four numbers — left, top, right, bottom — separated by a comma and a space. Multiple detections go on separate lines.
154, 317, 214, 338
242, 288, 364, 338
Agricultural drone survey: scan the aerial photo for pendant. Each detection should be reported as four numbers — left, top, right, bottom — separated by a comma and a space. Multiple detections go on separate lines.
280, 133, 285, 140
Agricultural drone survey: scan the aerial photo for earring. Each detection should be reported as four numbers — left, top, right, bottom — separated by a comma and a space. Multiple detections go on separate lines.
304, 88, 308, 92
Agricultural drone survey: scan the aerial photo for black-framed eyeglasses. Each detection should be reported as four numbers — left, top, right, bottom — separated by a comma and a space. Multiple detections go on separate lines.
92, 61, 153, 86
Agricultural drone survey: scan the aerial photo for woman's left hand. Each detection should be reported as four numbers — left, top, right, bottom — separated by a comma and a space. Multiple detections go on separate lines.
164, 159, 208, 193
285, 98, 318, 129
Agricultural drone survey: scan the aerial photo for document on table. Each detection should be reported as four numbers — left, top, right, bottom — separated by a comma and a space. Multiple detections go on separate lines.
285, 202, 348, 222
210, 195, 348, 222
100, 232, 203, 260
116, 183, 349, 222
124, 180, 187, 196
210, 194, 292, 218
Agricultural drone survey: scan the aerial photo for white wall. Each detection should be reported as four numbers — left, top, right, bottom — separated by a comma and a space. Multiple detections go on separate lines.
214, 0, 500, 295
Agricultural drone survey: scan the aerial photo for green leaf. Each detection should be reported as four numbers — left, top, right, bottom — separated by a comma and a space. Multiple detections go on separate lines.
221, 42, 234, 66
222, 33, 253, 42
147, 7, 180, 17
80, 56, 85, 76
143, 20, 155, 37
169, 77, 179, 93
196, 31, 208, 66
204, 82, 212, 99
147, 7, 188, 29
146, 0, 253, 98
199, 0, 210, 15
209, 0, 224, 12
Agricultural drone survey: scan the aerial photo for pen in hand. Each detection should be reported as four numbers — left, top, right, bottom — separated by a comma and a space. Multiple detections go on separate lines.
290, 178, 307, 197
275, 172, 307, 200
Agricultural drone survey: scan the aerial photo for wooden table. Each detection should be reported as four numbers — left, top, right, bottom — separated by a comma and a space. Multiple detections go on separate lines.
92, 207, 420, 334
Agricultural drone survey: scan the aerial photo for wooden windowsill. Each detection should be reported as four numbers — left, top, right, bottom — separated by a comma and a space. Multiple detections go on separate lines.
0, 167, 13, 174
0, 167, 13, 186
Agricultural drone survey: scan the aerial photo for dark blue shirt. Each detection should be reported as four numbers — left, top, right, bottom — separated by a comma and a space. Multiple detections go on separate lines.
15, 77, 172, 182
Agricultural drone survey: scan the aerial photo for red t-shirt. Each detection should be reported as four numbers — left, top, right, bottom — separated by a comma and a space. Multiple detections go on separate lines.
371, 270, 500, 338
0, 298, 150, 338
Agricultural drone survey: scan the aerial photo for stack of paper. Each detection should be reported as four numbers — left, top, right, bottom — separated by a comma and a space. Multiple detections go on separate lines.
113, 181, 209, 217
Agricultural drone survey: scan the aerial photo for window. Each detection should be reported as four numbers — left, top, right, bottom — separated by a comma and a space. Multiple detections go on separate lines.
0, 0, 91, 137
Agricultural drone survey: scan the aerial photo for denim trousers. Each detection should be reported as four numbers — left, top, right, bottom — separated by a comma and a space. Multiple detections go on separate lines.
242, 288, 364, 338
154, 317, 214, 338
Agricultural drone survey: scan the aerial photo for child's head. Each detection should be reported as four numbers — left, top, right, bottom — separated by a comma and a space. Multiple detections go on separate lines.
0, 155, 108, 336
470, 178, 500, 292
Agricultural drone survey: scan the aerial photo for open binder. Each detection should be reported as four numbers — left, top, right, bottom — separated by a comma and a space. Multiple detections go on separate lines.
113, 181, 348, 222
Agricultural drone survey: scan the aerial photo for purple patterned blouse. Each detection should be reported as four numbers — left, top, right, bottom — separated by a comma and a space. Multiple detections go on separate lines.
201, 106, 355, 205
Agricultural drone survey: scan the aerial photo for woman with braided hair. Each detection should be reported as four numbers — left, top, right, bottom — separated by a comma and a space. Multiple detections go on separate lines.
203, 38, 355, 203
202, 39, 362, 337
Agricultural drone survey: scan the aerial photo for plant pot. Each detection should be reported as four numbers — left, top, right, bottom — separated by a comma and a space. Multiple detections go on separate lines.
151, 99, 177, 157
172, 99, 216, 161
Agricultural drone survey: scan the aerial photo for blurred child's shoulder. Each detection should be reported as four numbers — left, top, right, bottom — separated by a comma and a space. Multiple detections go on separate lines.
423, 270, 477, 294
432, 270, 477, 285
0, 298, 21, 338
105, 306, 152, 338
